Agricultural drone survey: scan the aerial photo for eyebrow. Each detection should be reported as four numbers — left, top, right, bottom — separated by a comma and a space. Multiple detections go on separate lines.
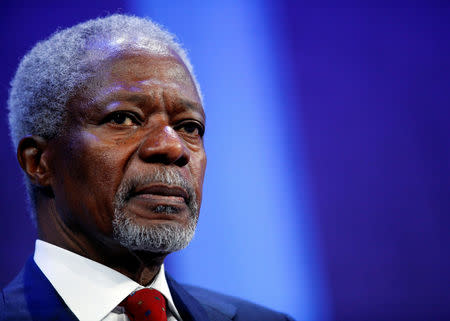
93, 91, 205, 120
172, 97, 206, 120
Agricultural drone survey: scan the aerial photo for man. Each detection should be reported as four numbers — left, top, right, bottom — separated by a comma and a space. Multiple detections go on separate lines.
0, 14, 294, 321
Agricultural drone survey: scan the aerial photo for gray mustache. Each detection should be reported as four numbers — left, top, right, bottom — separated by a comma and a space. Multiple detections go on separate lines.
115, 168, 197, 208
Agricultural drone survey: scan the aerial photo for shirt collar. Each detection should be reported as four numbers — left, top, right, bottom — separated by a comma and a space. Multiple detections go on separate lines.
34, 239, 181, 321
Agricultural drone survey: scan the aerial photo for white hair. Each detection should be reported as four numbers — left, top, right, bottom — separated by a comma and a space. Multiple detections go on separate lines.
7, 13, 202, 150
7, 14, 202, 223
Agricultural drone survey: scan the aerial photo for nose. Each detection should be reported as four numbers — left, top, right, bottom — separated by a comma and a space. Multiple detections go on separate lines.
138, 125, 190, 167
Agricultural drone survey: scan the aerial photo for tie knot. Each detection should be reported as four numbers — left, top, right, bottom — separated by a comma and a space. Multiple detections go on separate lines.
122, 288, 167, 321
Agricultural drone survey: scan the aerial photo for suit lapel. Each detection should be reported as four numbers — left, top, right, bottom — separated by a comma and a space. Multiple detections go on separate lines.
8, 257, 235, 321
23, 257, 78, 321
166, 273, 236, 321
166, 273, 211, 321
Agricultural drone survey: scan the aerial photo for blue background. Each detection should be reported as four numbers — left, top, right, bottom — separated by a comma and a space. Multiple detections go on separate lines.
1, 2, 449, 321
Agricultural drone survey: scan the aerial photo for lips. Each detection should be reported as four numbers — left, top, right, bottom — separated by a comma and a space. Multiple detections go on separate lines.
132, 184, 189, 203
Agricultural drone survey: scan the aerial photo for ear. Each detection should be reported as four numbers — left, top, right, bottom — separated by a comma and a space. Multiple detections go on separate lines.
17, 135, 52, 187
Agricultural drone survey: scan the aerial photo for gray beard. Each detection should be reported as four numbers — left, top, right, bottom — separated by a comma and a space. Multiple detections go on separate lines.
112, 168, 199, 253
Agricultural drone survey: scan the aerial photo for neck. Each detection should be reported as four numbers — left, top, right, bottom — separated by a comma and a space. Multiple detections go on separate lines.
36, 197, 167, 285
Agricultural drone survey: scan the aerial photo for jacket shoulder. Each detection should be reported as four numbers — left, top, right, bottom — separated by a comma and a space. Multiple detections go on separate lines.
1, 258, 77, 321
182, 284, 295, 321
0, 267, 32, 320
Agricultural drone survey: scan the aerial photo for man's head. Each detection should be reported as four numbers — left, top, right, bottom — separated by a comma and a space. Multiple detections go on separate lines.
8, 14, 206, 255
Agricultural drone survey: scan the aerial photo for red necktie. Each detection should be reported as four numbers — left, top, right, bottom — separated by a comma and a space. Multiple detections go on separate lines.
121, 288, 167, 321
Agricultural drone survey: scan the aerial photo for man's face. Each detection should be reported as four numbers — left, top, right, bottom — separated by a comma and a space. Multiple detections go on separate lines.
47, 49, 206, 253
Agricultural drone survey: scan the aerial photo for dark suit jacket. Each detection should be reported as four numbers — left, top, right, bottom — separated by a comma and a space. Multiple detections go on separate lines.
0, 258, 294, 321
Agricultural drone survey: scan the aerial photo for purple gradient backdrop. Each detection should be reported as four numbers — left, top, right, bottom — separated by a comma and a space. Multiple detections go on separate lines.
272, 4, 450, 320
0, 2, 449, 320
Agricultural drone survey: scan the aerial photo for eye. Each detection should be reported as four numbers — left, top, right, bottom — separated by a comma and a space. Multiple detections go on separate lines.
104, 111, 141, 126
176, 121, 205, 137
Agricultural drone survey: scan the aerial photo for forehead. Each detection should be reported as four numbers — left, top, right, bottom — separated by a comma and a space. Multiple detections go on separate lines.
83, 50, 202, 108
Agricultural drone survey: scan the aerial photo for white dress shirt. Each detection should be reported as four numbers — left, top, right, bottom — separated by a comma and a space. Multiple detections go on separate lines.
34, 240, 182, 321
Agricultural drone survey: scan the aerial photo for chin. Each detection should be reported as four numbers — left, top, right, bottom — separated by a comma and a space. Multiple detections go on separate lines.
112, 209, 197, 253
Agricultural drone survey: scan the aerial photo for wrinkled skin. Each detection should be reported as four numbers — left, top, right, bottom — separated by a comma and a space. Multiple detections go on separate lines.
18, 49, 206, 284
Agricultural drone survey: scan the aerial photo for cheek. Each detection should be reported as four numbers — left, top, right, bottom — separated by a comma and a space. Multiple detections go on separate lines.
51, 133, 130, 234
190, 150, 207, 201
65, 136, 118, 189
